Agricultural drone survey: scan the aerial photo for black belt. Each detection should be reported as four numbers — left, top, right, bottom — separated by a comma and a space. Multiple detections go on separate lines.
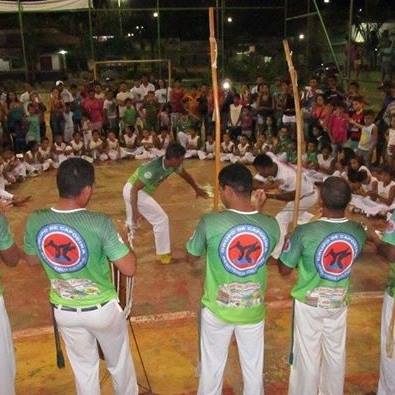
52, 300, 110, 312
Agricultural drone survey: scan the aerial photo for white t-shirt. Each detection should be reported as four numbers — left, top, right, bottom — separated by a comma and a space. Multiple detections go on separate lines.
124, 133, 137, 148
388, 128, 395, 155
238, 143, 250, 156
317, 154, 333, 171
221, 141, 234, 153
130, 86, 144, 102
140, 83, 155, 98
187, 135, 200, 149
378, 181, 395, 200
103, 99, 117, 119
275, 161, 315, 195
155, 88, 170, 104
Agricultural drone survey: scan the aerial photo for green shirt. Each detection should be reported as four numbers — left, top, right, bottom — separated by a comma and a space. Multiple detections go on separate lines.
128, 156, 182, 195
382, 212, 395, 296
26, 114, 40, 143
280, 218, 366, 308
24, 208, 129, 307
0, 216, 15, 296
123, 107, 137, 126
187, 209, 280, 324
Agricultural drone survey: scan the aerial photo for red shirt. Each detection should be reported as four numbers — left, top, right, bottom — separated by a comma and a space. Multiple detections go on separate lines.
170, 88, 185, 113
349, 111, 364, 141
82, 97, 104, 123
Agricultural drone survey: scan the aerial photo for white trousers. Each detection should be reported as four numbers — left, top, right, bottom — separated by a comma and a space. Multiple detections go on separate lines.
378, 292, 395, 395
288, 300, 347, 395
123, 182, 170, 255
272, 190, 318, 259
0, 296, 15, 395
54, 300, 138, 395
198, 308, 264, 395
177, 131, 189, 148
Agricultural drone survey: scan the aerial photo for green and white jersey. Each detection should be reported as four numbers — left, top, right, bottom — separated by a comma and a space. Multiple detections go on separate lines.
24, 208, 129, 307
382, 212, 395, 296
128, 156, 182, 195
0, 215, 15, 296
280, 218, 366, 308
187, 209, 280, 324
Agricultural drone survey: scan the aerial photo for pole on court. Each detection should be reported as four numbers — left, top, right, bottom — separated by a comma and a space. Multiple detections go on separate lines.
283, 40, 303, 231
209, 7, 221, 211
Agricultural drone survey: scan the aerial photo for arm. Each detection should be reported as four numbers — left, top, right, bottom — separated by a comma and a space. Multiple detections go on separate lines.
278, 261, 293, 276
1, 244, 21, 267
178, 169, 209, 198
113, 251, 136, 277
378, 185, 395, 206
368, 228, 395, 261
266, 190, 296, 201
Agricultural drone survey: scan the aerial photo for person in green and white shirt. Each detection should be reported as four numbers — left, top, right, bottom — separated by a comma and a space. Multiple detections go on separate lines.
187, 163, 280, 395
367, 212, 395, 394
123, 142, 208, 264
0, 209, 21, 395
24, 158, 138, 395
279, 177, 366, 395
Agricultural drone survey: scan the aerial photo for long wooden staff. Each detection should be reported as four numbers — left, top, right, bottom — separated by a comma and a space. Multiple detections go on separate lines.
283, 40, 304, 230
209, 7, 221, 210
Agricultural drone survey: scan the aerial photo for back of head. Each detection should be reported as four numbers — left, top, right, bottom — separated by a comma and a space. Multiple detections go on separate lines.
253, 153, 273, 168
320, 177, 351, 211
219, 163, 252, 197
57, 158, 95, 198
165, 143, 186, 159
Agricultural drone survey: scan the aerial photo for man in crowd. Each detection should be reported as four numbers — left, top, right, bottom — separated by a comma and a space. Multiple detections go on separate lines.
24, 158, 138, 394
187, 163, 280, 395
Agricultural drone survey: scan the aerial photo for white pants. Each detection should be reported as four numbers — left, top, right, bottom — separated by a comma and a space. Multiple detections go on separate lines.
272, 190, 318, 259
378, 292, 395, 395
123, 182, 170, 255
177, 131, 189, 148
185, 149, 199, 159
198, 308, 264, 395
288, 300, 347, 395
0, 296, 16, 395
54, 300, 138, 395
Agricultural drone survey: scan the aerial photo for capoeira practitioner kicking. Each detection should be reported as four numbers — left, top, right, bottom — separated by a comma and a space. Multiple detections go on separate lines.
187, 163, 280, 395
123, 143, 208, 264
24, 158, 138, 395
279, 177, 366, 395
0, 207, 21, 395
367, 213, 395, 394
253, 153, 319, 258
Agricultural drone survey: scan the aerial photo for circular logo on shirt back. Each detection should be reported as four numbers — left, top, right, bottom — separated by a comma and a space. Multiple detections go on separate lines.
37, 224, 88, 273
219, 224, 269, 277
314, 233, 360, 282
143, 171, 152, 180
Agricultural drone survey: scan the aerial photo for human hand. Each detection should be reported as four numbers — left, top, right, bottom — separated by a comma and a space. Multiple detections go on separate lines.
255, 189, 267, 211
196, 187, 209, 199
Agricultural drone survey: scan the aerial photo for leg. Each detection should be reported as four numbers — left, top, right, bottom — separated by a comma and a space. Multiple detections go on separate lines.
198, 308, 234, 395
378, 293, 395, 395
54, 309, 101, 395
235, 320, 265, 395
122, 183, 133, 229
272, 203, 294, 259
0, 297, 15, 395
319, 307, 348, 395
288, 301, 323, 395
137, 191, 171, 255
88, 302, 138, 395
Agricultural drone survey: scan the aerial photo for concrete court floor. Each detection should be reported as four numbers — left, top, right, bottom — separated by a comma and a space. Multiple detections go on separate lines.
1, 159, 389, 394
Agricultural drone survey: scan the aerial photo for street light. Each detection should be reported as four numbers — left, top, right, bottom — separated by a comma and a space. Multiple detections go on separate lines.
227, 16, 233, 23
58, 49, 68, 55
222, 80, 231, 90
153, 11, 158, 18
299, 33, 305, 40
324, 0, 330, 3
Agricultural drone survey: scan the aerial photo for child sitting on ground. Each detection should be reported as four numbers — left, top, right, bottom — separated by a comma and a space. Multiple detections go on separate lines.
88, 129, 108, 161
184, 129, 201, 159
273, 126, 292, 161
220, 133, 235, 162
303, 140, 319, 170
81, 114, 92, 149
25, 140, 54, 172
106, 130, 123, 161
157, 127, 172, 153
198, 134, 215, 160
317, 145, 335, 175
52, 134, 67, 165
70, 131, 84, 157
231, 135, 253, 164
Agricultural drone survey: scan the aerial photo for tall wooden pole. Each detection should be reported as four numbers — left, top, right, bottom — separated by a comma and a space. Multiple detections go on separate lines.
209, 7, 221, 211
283, 40, 303, 230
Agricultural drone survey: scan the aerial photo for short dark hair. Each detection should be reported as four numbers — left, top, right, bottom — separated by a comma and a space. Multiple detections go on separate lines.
165, 143, 186, 159
364, 109, 375, 117
57, 158, 95, 198
253, 154, 273, 168
320, 177, 351, 210
219, 164, 252, 196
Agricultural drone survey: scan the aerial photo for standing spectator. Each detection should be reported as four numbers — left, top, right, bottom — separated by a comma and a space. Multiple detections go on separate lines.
311, 94, 332, 132
19, 83, 33, 115
130, 79, 144, 110
94, 82, 105, 100
183, 84, 201, 130
347, 95, 365, 151
328, 101, 349, 155
169, 79, 185, 131
116, 82, 133, 124
256, 83, 273, 126
139, 74, 155, 98
155, 79, 170, 108
30, 92, 46, 140
49, 87, 65, 138
56, 81, 73, 104
82, 89, 104, 132
63, 103, 74, 143
324, 76, 344, 103
228, 94, 243, 141
251, 75, 264, 94
142, 91, 160, 133
6, 92, 25, 151
70, 84, 83, 132
103, 90, 118, 133
197, 84, 210, 136
25, 103, 41, 145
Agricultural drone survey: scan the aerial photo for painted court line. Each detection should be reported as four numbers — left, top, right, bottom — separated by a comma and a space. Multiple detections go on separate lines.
12, 291, 385, 340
